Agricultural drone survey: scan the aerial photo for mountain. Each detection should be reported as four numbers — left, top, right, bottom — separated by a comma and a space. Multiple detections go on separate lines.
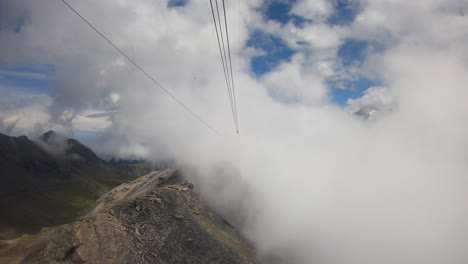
107, 158, 165, 177
353, 107, 378, 120
0, 131, 134, 240
38, 130, 102, 164
0, 169, 259, 264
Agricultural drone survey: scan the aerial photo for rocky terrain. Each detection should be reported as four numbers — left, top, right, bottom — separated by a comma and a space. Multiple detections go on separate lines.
0, 169, 259, 264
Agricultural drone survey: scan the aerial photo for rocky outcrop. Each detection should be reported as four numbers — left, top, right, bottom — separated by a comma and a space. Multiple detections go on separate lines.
0, 169, 259, 264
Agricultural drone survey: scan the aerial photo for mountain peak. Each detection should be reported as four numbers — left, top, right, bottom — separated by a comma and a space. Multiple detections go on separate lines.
43, 130, 57, 136
39, 130, 59, 142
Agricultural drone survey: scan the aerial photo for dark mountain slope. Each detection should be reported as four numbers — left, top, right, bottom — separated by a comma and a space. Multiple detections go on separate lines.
0, 169, 260, 264
0, 131, 134, 239
39, 130, 102, 164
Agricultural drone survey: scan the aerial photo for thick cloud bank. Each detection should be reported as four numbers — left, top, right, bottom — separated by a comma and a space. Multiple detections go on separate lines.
1, 0, 468, 263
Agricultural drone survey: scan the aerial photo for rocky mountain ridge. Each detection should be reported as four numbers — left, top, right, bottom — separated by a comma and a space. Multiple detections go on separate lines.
0, 169, 259, 264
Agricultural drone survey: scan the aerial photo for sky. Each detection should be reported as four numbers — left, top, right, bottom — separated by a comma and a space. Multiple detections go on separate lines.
1, 0, 468, 263
0, 0, 380, 141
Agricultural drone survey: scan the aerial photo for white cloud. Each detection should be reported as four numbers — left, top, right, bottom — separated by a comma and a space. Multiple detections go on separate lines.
261, 54, 328, 105
72, 113, 111, 132
0, 69, 50, 80
290, 0, 334, 22
1, 0, 468, 263
346, 86, 394, 113
0, 85, 51, 136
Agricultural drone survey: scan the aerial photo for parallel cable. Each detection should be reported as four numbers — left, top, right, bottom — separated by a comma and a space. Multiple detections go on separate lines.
221, 0, 239, 133
214, 0, 231, 92
59, 0, 220, 135
209, 0, 234, 119
214, 0, 238, 133
209, 0, 238, 133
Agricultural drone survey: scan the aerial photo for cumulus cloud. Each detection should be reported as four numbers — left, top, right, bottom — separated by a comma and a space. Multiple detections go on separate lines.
0, 85, 51, 136
290, 0, 333, 22
346, 86, 394, 116
260, 54, 329, 104
1, 0, 468, 264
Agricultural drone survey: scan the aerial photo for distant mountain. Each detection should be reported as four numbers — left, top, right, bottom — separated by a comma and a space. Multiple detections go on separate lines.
0, 169, 259, 263
0, 131, 134, 240
353, 107, 379, 120
38, 130, 102, 164
107, 158, 164, 177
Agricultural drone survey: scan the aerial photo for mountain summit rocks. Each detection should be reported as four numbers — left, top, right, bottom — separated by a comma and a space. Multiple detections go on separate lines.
0, 169, 260, 264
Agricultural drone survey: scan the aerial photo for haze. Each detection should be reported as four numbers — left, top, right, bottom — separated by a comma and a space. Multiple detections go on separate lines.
1, 0, 468, 263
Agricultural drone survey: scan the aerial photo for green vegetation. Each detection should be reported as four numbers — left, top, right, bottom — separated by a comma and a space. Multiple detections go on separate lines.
0, 132, 139, 239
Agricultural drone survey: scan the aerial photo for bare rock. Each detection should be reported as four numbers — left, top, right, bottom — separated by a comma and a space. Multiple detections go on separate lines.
0, 169, 259, 264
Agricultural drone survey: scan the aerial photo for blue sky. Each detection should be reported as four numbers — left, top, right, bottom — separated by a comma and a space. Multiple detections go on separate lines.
167, 0, 187, 8
0, 63, 54, 94
260, 0, 310, 27
327, 0, 361, 26
244, 0, 374, 106
246, 30, 295, 76
0, 0, 373, 109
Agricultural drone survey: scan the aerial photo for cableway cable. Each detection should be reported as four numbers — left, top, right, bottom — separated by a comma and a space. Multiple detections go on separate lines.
209, 0, 239, 134
59, 0, 220, 135
221, 0, 238, 132
209, 0, 237, 133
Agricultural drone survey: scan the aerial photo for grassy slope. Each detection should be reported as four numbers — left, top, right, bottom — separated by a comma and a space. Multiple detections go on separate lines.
0, 165, 135, 239
0, 134, 136, 240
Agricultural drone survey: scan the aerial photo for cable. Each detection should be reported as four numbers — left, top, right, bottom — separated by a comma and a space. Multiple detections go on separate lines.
209, 0, 234, 120
214, 0, 238, 133
59, 0, 220, 135
209, 0, 238, 133
214, 0, 231, 93
221, 0, 239, 133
